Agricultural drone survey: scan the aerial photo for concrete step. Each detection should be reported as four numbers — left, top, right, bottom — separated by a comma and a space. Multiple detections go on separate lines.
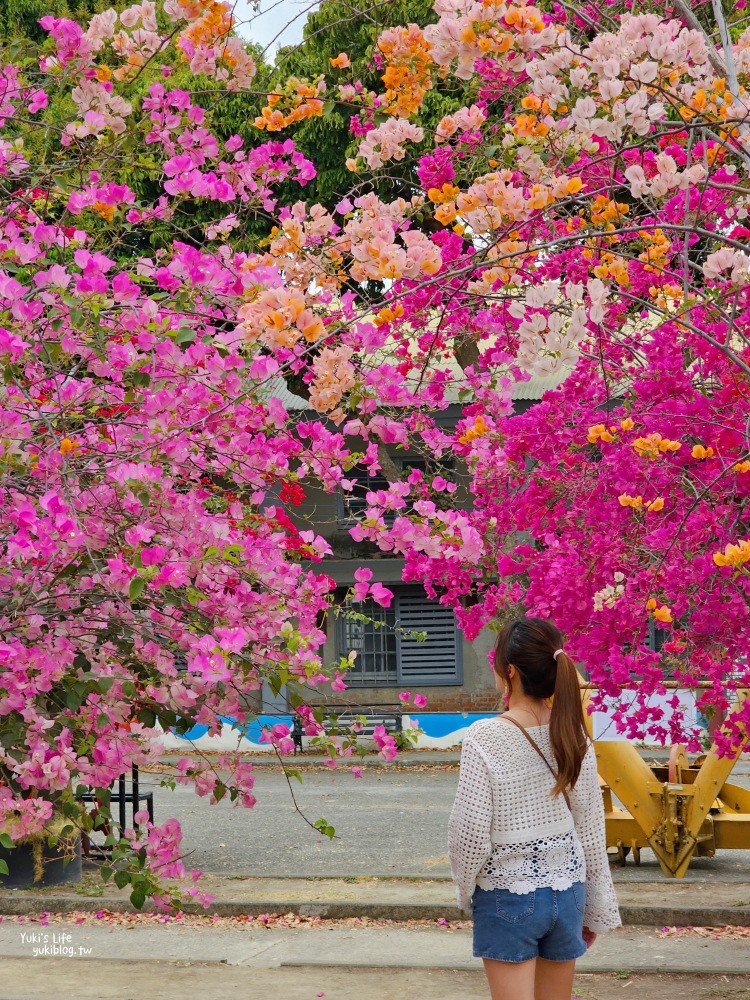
4, 876, 750, 926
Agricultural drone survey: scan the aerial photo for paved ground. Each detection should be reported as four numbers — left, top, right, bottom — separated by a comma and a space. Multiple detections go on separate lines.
124, 761, 750, 882
3, 920, 749, 972
4, 964, 748, 1000
146, 766, 456, 878
3, 754, 749, 1000
1, 919, 749, 1000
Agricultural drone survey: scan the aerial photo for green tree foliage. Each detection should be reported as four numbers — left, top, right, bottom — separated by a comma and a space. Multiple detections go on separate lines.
265, 0, 468, 209
3, 1, 271, 258
0, 0, 106, 41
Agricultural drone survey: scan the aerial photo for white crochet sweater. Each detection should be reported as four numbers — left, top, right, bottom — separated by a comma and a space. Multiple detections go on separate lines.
448, 717, 621, 934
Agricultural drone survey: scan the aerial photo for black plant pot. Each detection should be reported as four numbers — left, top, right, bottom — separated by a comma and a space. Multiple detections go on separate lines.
0, 830, 82, 889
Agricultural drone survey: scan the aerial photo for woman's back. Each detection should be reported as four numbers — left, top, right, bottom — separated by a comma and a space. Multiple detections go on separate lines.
460, 718, 573, 843
448, 715, 620, 932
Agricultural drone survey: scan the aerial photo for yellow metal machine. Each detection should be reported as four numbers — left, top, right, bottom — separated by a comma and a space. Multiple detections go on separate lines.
583, 683, 750, 877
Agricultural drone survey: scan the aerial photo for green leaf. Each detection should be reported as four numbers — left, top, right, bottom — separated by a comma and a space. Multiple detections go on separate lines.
129, 576, 146, 600
137, 707, 156, 728
186, 586, 205, 605
130, 888, 146, 909
313, 817, 335, 838
74, 652, 91, 671
176, 327, 196, 345
44, 341, 62, 363
0, 860, 8, 876
0, 833, 14, 850
159, 709, 177, 728
114, 870, 131, 890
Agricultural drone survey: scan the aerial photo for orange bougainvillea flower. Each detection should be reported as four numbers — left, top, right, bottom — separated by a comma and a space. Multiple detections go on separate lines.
254, 77, 326, 131
92, 201, 116, 222
713, 539, 750, 568
587, 423, 616, 444
513, 113, 549, 138
618, 494, 643, 509
645, 598, 673, 623
377, 23, 433, 117
632, 433, 681, 459
329, 53, 351, 69
459, 415, 489, 445
60, 438, 79, 455
653, 605, 673, 624
374, 304, 404, 326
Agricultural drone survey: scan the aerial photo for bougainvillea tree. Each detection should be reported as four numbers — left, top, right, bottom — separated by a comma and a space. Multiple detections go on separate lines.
1, 0, 749, 906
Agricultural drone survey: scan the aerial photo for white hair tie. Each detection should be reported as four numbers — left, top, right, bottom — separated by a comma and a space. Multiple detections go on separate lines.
553, 649, 565, 661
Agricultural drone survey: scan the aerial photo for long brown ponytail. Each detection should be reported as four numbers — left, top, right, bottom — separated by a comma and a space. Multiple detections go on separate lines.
494, 617, 589, 796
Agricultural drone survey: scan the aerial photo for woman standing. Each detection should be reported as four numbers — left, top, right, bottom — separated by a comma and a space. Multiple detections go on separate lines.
448, 617, 621, 1000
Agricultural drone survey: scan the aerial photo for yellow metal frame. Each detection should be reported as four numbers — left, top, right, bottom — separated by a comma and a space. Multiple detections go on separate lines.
581, 679, 749, 877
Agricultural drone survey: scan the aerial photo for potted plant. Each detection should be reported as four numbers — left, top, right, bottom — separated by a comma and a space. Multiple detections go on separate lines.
0, 804, 82, 890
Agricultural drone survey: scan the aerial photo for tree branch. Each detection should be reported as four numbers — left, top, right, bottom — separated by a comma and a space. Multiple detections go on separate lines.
377, 444, 401, 484
454, 338, 480, 372
672, 0, 727, 79
712, 0, 741, 100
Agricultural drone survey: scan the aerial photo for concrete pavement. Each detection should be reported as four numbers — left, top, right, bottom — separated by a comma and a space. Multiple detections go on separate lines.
156, 749, 750, 769
3, 755, 750, 925
2, 752, 749, 1000
0, 919, 748, 973
0, 963, 744, 1000
120, 759, 750, 882
0, 908, 747, 1000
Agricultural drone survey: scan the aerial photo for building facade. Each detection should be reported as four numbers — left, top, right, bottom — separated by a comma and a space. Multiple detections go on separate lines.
268, 377, 566, 720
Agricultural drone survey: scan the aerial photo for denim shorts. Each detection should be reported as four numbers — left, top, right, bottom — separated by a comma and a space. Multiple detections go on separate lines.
472, 882, 588, 963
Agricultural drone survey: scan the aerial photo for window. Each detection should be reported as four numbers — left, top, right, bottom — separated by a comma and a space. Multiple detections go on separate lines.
647, 618, 667, 654
337, 596, 398, 685
337, 469, 390, 526
337, 456, 456, 527
336, 586, 462, 687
